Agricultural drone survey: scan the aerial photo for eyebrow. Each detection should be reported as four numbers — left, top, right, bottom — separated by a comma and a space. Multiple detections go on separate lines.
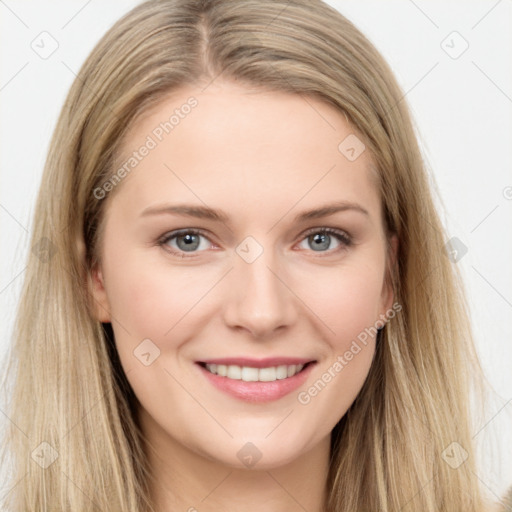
140, 201, 369, 223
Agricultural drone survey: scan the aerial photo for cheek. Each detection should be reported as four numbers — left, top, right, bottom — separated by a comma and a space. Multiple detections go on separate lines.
294, 266, 383, 421
102, 256, 211, 411
104, 251, 208, 341
294, 258, 386, 345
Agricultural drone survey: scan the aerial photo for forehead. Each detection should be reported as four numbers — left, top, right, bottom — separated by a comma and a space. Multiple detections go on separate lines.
108, 81, 381, 225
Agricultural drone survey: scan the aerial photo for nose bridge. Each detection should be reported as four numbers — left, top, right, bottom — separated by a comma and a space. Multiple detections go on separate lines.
223, 235, 295, 336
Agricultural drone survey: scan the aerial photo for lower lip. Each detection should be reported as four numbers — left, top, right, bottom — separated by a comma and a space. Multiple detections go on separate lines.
196, 363, 315, 403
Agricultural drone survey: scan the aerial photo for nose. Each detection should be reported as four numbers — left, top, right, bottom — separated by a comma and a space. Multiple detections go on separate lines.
222, 244, 297, 339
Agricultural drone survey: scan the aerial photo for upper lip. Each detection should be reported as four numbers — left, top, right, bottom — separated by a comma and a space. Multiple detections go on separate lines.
197, 357, 316, 368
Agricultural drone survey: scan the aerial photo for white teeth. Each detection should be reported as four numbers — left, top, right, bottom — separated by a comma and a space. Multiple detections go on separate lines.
226, 365, 241, 379
275, 365, 288, 380
204, 363, 306, 381
258, 367, 276, 381
241, 367, 259, 381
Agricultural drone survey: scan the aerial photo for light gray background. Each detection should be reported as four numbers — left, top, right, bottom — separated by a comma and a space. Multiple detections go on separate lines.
1, 0, 511, 502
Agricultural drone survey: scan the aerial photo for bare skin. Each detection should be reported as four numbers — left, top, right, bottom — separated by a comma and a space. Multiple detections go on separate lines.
90, 80, 397, 512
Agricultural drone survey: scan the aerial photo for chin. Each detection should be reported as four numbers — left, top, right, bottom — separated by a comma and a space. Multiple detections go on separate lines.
201, 436, 314, 471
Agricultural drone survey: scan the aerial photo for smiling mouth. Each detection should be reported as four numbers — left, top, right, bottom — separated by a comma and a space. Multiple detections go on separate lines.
197, 362, 314, 382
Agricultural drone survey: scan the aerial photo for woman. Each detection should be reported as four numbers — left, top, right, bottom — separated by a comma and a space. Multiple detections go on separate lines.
0, 0, 502, 510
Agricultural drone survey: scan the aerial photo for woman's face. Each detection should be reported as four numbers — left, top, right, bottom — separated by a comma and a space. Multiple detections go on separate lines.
91, 80, 396, 470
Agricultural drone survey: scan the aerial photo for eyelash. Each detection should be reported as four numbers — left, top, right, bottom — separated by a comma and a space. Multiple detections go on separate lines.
157, 227, 353, 258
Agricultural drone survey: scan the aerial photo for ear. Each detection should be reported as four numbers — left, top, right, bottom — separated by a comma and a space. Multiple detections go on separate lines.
379, 233, 399, 316
88, 262, 111, 323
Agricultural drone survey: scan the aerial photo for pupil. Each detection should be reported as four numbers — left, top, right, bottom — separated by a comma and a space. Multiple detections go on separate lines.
178, 233, 199, 251
311, 233, 329, 251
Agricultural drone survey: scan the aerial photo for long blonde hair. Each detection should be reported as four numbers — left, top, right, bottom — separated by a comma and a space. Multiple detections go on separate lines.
0, 0, 495, 510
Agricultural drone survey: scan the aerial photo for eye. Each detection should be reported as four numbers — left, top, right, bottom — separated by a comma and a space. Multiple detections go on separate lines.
297, 227, 352, 254
158, 229, 213, 256
157, 227, 353, 258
